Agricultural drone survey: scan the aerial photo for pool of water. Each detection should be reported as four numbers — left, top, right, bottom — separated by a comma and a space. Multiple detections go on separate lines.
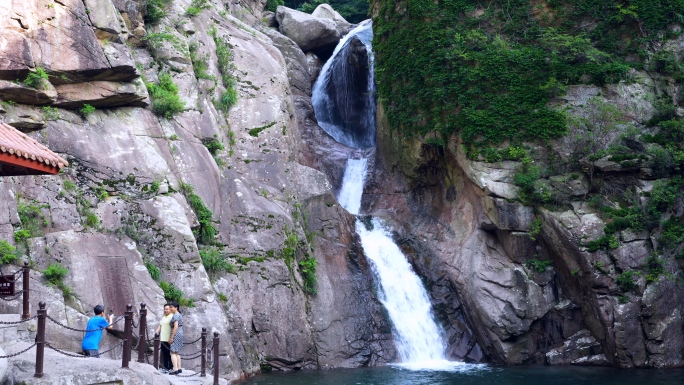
241, 364, 684, 385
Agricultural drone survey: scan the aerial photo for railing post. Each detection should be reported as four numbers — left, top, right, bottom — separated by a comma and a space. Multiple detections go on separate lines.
122, 304, 132, 368
153, 332, 160, 369
137, 302, 147, 363
22, 262, 30, 320
213, 332, 219, 385
201, 327, 207, 377
34, 301, 46, 378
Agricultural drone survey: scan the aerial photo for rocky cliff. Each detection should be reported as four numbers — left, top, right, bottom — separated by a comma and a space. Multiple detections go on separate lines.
0, 1, 393, 382
368, 0, 684, 368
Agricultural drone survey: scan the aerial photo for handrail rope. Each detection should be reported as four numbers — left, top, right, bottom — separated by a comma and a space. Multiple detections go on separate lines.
131, 316, 139, 329
0, 290, 23, 301
0, 343, 36, 358
183, 335, 203, 345
131, 332, 140, 350
44, 342, 86, 358
45, 314, 124, 332
99, 340, 125, 355
0, 315, 37, 324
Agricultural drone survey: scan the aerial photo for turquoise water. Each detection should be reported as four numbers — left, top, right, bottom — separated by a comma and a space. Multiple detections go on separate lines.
241, 364, 684, 385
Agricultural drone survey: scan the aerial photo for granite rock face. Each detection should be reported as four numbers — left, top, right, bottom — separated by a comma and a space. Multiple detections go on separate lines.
0, 1, 393, 382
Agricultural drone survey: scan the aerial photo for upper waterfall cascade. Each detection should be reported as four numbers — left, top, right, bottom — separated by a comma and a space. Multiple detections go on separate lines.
312, 21, 376, 149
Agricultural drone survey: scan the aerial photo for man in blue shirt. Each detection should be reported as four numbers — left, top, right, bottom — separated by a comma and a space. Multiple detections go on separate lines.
81, 305, 114, 357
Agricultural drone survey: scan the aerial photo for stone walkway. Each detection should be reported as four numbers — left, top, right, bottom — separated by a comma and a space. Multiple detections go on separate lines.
0, 314, 227, 385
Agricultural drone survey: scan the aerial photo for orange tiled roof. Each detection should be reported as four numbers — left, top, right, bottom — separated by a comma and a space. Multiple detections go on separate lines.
0, 121, 68, 172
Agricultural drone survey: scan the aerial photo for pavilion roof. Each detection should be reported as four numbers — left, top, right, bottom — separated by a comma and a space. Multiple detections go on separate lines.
0, 121, 68, 176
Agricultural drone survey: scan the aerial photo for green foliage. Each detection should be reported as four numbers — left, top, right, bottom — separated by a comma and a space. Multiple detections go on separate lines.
145, 258, 161, 281
528, 218, 543, 241
566, 0, 684, 56
265, 0, 284, 13
79, 104, 96, 117
85, 212, 100, 229
660, 218, 684, 253
280, 226, 299, 272
145, 0, 168, 24
189, 42, 214, 80
647, 179, 680, 218
200, 247, 237, 277
585, 234, 619, 252
202, 137, 224, 155
248, 122, 276, 137
617, 270, 639, 292
374, 1, 631, 151
159, 280, 184, 302
42, 106, 60, 120
299, 255, 317, 294
94, 184, 109, 200
146, 74, 185, 118
13, 230, 31, 243
217, 89, 238, 112
217, 292, 228, 301
513, 158, 550, 205
181, 184, 217, 244
17, 200, 49, 238
186, 0, 210, 16
525, 258, 552, 272
44, 262, 73, 299
210, 28, 238, 113
44, 263, 68, 286
150, 180, 161, 193
0, 240, 18, 265
602, 205, 646, 234
23, 67, 49, 89
644, 254, 665, 283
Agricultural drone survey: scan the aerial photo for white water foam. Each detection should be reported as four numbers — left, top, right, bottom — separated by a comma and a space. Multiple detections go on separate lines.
337, 158, 368, 215
356, 218, 450, 364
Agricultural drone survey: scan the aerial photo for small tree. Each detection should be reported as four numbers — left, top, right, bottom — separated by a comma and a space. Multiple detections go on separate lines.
565, 97, 629, 190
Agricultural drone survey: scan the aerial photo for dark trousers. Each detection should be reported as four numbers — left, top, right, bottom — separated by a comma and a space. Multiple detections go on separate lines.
161, 341, 172, 369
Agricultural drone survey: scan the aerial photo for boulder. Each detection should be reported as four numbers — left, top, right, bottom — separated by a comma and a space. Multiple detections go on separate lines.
276, 6, 340, 57
53, 79, 149, 109
311, 4, 355, 36
545, 329, 604, 365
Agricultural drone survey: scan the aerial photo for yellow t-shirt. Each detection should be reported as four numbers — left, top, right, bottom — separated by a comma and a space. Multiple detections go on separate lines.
160, 314, 173, 342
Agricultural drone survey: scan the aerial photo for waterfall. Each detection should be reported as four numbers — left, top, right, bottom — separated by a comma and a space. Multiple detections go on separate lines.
356, 218, 447, 363
312, 21, 376, 149
319, 21, 472, 371
337, 158, 367, 215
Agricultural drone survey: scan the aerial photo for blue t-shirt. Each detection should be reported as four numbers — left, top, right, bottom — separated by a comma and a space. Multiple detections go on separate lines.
81, 316, 110, 350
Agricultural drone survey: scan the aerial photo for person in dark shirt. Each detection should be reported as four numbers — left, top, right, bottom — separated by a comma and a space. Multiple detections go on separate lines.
81, 304, 114, 357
